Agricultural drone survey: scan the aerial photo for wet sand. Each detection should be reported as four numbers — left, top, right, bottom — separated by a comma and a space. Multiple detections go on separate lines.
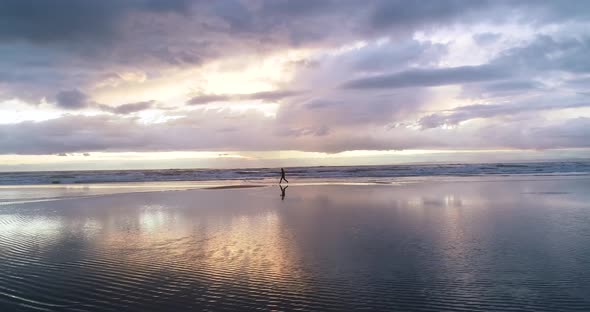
203, 185, 266, 190
1, 176, 589, 311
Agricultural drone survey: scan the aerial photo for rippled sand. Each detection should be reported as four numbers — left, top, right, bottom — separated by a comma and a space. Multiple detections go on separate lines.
1, 177, 590, 311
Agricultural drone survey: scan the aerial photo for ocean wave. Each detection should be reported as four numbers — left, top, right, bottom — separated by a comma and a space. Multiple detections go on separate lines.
0, 161, 589, 185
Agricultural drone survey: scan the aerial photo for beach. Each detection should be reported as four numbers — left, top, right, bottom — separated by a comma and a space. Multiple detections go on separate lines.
1, 176, 590, 311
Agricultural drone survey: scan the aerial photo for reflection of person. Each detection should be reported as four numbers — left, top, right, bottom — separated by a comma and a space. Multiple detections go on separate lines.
279, 168, 289, 184
280, 185, 288, 200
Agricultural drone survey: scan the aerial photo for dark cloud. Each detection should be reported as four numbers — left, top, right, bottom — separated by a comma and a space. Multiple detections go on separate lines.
342, 65, 507, 89
531, 117, 590, 149
242, 90, 302, 101
419, 100, 590, 129
0, 111, 277, 154
187, 95, 233, 105
0, 0, 191, 44
0, 0, 581, 49
1, 0, 588, 104
369, 0, 491, 30
348, 41, 447, 73
53, 90, 155, 114
341, 34, 590, 92
275, 89, 431, 134
186, 90, 302, 105
564, 77, 590, 96
283, 39, 449, 97
0, 111, 588, 154
479, 80, 542, 93
522, 0, 590, 23
55, 89, 89, 109
471, 117, 590, 150
98, 101, 156, 114
494, 35, 590, 74
274, 125, 330, 138
461, 80, 546, 98
566, 77, 590, 88
473, 32, 502, 45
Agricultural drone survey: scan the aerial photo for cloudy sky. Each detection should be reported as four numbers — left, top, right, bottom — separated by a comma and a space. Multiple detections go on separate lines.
1, 0, 589, 170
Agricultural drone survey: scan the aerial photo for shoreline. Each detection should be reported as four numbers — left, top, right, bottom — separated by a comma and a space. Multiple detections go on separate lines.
1, 175, 588, 206
0, 161, 588, 187
0, 173, 588, 188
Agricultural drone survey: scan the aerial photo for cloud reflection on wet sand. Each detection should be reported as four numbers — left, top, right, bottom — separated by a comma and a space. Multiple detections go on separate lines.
1, 178, 590, 311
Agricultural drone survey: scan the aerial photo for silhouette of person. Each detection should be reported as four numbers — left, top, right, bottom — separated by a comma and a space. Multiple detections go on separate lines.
280, 185, 288, 200
279, 168, 289, 184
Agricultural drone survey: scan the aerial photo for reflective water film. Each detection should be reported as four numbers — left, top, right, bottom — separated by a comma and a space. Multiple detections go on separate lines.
1, 177, 590, 311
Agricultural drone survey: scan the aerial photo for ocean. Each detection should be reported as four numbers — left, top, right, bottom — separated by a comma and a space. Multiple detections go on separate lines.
1, 161, 589, 185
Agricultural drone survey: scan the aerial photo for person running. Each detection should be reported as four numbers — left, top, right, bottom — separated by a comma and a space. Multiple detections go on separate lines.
279, 168, 289, 184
